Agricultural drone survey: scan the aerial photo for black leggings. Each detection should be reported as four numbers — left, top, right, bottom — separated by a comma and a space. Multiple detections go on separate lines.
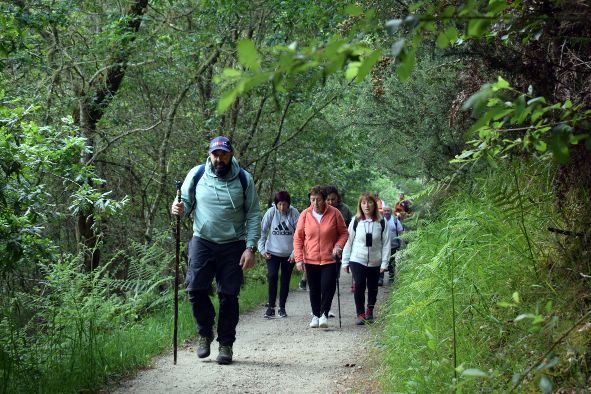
305, 263, 337, 317
349, 262, 380, 315
267, 254, 295, 308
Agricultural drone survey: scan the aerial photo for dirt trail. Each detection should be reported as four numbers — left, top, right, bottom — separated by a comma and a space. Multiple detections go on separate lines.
112, 274, 392, 394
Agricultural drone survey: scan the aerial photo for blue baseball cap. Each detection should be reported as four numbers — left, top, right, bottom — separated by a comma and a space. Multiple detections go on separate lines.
208, 136, 233, 153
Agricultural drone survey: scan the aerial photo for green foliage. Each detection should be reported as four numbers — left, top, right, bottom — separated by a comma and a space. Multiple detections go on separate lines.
453, 77, 591, 164
380, 162, 590, 392
0, 232, 271, 393
0, 99, 127, 275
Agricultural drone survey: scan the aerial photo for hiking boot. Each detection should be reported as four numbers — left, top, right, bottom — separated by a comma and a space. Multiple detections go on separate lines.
278, 308, 287, 318
196, 335, 213, 358
356, 313, 366, 325
319, 313, 328, 328
309, 315, 319, 328
365, 307, 374, 323
264, 306, 275, 318
299, 279, 307, 290
216, 345, 233, 365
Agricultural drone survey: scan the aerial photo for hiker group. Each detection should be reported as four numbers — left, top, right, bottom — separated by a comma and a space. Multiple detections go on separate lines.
171, 136, 411, 365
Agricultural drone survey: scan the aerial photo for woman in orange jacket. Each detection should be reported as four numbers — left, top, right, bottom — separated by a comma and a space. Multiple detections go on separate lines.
294, 185, 349, 328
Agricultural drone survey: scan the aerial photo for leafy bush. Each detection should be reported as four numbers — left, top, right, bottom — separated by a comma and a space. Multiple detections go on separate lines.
380, 161, 590, 392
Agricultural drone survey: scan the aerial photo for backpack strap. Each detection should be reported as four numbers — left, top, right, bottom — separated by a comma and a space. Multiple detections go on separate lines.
353, 217, 385, 241
187, 165, 248, 218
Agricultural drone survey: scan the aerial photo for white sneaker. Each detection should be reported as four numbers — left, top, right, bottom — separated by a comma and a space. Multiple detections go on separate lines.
319, 314, 328, 328
328, 311, 335, 318
309, 315, 320, 328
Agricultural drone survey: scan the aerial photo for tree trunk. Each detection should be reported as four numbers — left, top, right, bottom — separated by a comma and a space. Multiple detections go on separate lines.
73, 0, 149, 270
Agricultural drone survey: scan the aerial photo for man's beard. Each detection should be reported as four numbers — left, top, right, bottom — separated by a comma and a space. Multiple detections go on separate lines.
211, 162, 231, 177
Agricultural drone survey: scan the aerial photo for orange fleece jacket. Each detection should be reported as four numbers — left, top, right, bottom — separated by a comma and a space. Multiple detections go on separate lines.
293, 205, 349, 265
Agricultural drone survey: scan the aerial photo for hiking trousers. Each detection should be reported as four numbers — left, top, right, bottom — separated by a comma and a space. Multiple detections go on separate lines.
349, 262, 380, 316
305, 263, 338, 318
186, 236, 244, 346
267, 254, 295, 308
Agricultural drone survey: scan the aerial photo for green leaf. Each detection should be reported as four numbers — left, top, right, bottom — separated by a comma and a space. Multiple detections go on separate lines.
549, 132, 570, 164
487, 0, 508, 15
533, 139, 547, 152
221, 68, 242, 78
514, 313, 535, 322
492, 76, 510, 91
462, 368, 488, 378
237, 39, 261, 71
356, 50, 381, 82
512, 292, 520, 304
436, 32, 449, 49
467, 19, 490, 38
445, 26, 459, 44
527, 96, 546, 106
442, 5, 455, 17
345, 4, 363, 16
217, 88, 238, 113
397, 48, 415, 82
345, 61, 361, 81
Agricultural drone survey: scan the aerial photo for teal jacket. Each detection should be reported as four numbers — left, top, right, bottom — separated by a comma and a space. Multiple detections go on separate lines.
180, 157, 260, 248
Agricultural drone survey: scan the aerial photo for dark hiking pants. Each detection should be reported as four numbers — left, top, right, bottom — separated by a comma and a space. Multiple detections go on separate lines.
305, 263, 338, 317
267, 254, 295, 308
186, 236, 244, 346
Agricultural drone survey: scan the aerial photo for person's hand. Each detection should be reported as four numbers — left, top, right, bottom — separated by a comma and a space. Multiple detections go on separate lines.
380, 268, 386, 273
288, 255, 295, 263
343, 266, 350, 274
332, 244, 342, 257
240, 249, 256, 270
263, 252, 272, 260
171, 200, 184, 216
295, 261, 305, 272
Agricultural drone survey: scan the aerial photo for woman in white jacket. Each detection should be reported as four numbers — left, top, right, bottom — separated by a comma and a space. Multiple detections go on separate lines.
342, 192, 391, 325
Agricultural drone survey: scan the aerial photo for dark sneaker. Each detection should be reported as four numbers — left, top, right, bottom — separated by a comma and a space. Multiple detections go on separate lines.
196, 335, 213, 358
278, 308, 287, 318
377, 277, 384, 286
365, 308, 374, 323
216, 345, 233, 365
299, 279, 307, 290
356, 313, 366, 325
264, 306, 275, 318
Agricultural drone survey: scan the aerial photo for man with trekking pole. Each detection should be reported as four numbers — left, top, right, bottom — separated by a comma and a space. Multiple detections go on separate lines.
171, 135, 260, 365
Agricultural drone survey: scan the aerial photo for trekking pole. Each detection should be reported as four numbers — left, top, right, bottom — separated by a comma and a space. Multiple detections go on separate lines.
335, 255, 342, 329
173, 180, 182, 365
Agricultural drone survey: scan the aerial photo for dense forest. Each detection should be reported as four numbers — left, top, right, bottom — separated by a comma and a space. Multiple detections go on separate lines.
1, 0, 590, 392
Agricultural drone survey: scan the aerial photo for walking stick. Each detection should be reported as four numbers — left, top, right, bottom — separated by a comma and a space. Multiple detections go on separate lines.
173, 180, 182, 365
335, 255, 342, 328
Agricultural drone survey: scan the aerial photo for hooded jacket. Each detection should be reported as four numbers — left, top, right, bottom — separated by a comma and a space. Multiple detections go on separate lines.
258, 204, 300, 258
293, 205, 349, 265
180, 157, 260, 248
342, 217, 391, 270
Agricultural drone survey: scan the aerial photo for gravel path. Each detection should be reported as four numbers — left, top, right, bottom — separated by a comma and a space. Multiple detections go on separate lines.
112, 273, 392, 394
